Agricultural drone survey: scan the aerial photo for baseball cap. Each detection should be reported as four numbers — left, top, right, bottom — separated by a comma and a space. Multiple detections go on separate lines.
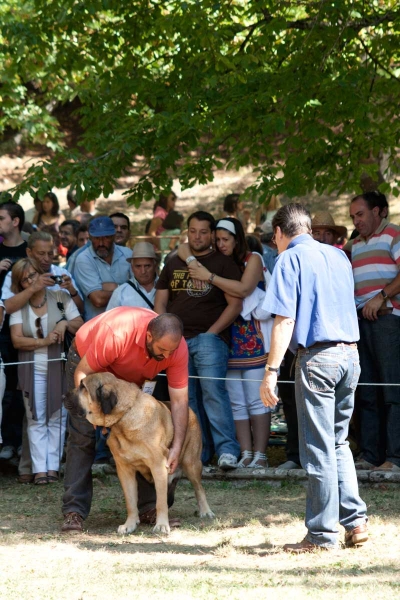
88, 216, 116, 237
127, 242, 157, 262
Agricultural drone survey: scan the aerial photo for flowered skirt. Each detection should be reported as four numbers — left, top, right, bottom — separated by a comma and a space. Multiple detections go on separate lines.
228, 315, 268, 370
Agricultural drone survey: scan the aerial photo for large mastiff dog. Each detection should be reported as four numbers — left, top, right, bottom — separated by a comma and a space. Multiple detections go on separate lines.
64, 372, 214, 534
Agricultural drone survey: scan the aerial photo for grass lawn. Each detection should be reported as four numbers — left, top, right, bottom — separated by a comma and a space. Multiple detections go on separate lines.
1, 472, 399, 600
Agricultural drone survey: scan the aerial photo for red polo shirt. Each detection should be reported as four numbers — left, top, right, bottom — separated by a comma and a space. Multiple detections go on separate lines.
75, 306, 188, 388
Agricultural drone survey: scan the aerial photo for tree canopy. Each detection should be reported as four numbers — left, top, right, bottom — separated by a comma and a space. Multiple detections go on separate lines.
1, 0, 400, 205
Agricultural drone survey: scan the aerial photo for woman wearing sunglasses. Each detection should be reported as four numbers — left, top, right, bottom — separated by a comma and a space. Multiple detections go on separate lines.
9, 258, 83, 485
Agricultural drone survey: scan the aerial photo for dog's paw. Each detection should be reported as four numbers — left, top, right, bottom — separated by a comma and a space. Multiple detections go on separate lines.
199, 510, 215, 519
117, 521, 139, 535
153, 522, 170, 535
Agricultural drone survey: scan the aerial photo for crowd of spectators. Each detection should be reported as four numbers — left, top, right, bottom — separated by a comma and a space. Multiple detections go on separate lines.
0, 188, 399, 487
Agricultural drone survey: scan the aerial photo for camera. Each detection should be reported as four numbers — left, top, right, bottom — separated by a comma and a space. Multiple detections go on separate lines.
50, 275, 64, 285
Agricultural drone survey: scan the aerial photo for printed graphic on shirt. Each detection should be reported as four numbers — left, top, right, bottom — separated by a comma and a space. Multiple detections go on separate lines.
170, 269, 212, 297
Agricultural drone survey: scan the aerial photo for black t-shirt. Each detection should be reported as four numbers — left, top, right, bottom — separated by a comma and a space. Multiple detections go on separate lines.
0, 241, 28, 294
0, 241, 28, 344
156, 250, 242, 344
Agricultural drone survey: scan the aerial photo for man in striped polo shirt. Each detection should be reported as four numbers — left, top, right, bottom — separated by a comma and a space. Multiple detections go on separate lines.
350, 191, 400, 472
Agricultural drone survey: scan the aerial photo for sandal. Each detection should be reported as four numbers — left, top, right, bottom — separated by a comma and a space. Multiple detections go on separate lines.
34, 476, 48, 485
47, 471, 59, 483
247, 451, 268, 469
237, 450, 253, 468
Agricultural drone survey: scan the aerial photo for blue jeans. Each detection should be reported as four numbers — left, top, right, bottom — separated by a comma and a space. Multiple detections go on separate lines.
357, 315, 400, 467
187, 333, 240, 464
295, 344, 367, 548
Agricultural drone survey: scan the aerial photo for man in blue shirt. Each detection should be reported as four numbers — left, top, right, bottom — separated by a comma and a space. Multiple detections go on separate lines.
73, 216, 132, 321
260, 203, 368, 553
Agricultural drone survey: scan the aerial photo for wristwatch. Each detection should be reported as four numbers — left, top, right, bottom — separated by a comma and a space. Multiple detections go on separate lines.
185, 256, 197, 265
265, 364, 279, 373
381, 289, 389, 300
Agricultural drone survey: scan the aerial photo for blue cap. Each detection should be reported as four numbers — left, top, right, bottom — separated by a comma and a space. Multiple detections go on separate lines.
88, 217, 116, 237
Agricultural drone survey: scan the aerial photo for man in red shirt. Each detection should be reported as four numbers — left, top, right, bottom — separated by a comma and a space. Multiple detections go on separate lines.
61, 307, 189, 533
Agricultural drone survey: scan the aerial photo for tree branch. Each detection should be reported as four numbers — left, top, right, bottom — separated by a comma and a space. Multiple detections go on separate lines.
237, 10, 399, 38
359, 36, 400, 84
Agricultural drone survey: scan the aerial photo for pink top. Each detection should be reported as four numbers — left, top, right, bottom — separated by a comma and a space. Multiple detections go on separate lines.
153, 206, 168, 235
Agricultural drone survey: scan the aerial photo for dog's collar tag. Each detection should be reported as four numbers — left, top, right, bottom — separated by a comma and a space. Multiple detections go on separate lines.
142, 380, 157, 395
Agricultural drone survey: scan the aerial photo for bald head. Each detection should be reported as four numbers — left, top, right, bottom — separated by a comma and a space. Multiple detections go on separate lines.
147, 313, 183, 341
146, 314, 184, 361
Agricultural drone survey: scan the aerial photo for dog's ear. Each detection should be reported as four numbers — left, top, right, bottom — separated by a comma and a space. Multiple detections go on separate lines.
96, 383, 118, 415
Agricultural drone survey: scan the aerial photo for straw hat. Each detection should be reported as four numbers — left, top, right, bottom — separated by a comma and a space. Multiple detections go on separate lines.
311, 211, 347, 238
126, 242, 158, 262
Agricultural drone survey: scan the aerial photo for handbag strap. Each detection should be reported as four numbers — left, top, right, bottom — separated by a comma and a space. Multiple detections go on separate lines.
56, 290, 66, 317
126, 280, 154, 309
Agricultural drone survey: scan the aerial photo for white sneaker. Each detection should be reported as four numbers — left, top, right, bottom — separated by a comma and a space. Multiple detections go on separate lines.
218, 453, 238, 471
0, 445, 15, 460
277, 460, 301, 470
202, 465, 217, 475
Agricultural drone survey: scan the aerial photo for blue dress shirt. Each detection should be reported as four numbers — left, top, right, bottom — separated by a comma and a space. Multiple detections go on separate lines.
262, 234, 359, 353
74, 243, 132, 321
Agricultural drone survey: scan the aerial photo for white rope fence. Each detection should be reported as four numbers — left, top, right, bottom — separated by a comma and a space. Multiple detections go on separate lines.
3, 357, 400, 386
148, 372, 400, 387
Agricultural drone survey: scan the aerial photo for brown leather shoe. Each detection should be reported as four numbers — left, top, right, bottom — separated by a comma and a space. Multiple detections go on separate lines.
17, 474, 34, 484
283, 537, 331, 553
345, 523, 368, 547
139, 507, 181, 528
61, 512, 84, 533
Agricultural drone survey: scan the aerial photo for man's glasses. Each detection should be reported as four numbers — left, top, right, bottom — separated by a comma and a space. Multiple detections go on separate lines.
21, 272, 38, 285
35, 317, 44, 339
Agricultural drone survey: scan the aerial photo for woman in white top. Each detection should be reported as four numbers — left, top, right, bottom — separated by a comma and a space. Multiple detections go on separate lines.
10, 258, 83, 485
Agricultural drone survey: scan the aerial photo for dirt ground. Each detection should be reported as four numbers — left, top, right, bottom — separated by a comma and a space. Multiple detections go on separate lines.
0, 471, 400, 600
1, 154, 400, 598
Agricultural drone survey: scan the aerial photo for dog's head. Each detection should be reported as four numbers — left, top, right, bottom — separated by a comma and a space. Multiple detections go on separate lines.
63, 372, 119, 426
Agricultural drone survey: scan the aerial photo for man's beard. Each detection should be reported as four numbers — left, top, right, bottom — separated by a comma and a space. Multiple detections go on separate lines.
146, 340, 164, 361
95, 246, 112, 259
